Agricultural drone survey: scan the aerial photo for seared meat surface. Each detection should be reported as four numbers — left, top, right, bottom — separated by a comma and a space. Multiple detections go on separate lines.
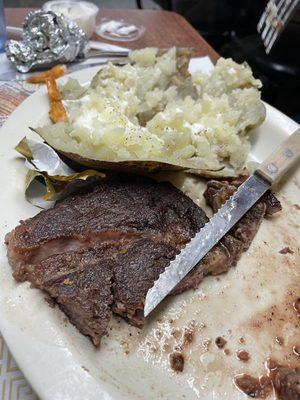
112, 238, 176, 327
172, 179, 282, 294
203, 179, 282, 216
5, 176, 281, 346
31, 247, 114, 346
6, 176, 205, 344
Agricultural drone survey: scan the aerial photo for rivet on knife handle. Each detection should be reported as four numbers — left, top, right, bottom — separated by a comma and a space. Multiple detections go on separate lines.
256, 128, 300, 184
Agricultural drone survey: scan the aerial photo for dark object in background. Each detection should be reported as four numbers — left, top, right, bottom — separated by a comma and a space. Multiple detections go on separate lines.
141, 0, 299, 122
221, 12, 300, 122
164, 0, 265, 48
137, 0, 172, 9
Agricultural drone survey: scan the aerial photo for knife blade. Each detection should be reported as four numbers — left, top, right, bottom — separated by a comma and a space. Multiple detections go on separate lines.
144, 128, 300, 317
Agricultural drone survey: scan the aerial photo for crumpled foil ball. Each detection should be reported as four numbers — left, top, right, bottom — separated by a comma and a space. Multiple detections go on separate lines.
5, 10, 88, 72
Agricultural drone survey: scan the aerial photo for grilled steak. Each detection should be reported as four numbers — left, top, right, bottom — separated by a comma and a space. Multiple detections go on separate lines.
5, 176, 281, 346
7, 176, 205, 278
5, 176, 206, 344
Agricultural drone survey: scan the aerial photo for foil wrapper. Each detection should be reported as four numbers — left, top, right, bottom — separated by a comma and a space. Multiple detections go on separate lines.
16, 137, 105, 209
6, 10, 88, 73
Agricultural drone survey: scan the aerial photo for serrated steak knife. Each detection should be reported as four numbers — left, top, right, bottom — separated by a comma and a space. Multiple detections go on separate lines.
144, 128, 300, 317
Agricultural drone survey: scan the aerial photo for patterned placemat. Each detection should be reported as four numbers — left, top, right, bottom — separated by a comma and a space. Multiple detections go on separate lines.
0, 336, 37, 400
0, 80, 38, 400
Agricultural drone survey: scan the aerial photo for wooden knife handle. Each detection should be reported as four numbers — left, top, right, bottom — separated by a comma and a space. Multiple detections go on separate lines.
256, 128, 300, 185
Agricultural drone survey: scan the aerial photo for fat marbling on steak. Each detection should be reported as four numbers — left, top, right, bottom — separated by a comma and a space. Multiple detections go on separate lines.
5, 175, 281, 346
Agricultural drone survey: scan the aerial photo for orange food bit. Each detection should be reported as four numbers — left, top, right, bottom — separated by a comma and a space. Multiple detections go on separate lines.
46, 77, 63, 102
45, 77, 68, 123
49, 100, 68, 123
26, 64, 66, 84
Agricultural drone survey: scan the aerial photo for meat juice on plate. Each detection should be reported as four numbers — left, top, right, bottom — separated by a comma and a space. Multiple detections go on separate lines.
136, 177, 300, 400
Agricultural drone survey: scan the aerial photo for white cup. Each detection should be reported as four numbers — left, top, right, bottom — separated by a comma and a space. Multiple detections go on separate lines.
43, 0, 99, 39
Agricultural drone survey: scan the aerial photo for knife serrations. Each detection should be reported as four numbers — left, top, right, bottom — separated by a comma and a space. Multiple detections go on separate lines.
144, 174, 270, 317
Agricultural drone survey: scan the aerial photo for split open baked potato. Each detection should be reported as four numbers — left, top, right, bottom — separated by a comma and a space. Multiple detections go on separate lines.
35, 47, 266, 177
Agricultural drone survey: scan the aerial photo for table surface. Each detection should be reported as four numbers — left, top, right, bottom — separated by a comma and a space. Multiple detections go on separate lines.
1, 8, 217, 400
4, 8, 218, 62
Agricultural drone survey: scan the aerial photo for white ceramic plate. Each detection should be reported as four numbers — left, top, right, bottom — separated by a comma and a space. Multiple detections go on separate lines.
0, 67, 299, 400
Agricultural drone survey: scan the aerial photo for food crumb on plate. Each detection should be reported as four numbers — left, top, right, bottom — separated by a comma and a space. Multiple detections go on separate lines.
215, 336, 227, 349
169, 352, 185, 372
182, 320, 196, 347
239, 337, 245, 344
292, 346, 300, 357
236, 350, 250, 362
234, 374, 272, 398
275, 336, 284, 346
279, 247, 294, 254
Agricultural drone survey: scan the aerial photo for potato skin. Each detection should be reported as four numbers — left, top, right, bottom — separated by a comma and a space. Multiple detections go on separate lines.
58, 151, 239, 178
59, 150, 185, 173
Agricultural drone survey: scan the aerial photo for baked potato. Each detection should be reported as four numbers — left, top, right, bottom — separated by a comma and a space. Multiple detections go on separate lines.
35, 48, 266, 177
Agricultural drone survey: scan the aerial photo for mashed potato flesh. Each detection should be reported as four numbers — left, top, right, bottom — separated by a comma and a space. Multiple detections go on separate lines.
39, 48, 265, 173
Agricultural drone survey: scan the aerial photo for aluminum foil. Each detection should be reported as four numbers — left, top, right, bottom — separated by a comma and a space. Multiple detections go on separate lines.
6, 10, 88, 72
15, 137, 105, 209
